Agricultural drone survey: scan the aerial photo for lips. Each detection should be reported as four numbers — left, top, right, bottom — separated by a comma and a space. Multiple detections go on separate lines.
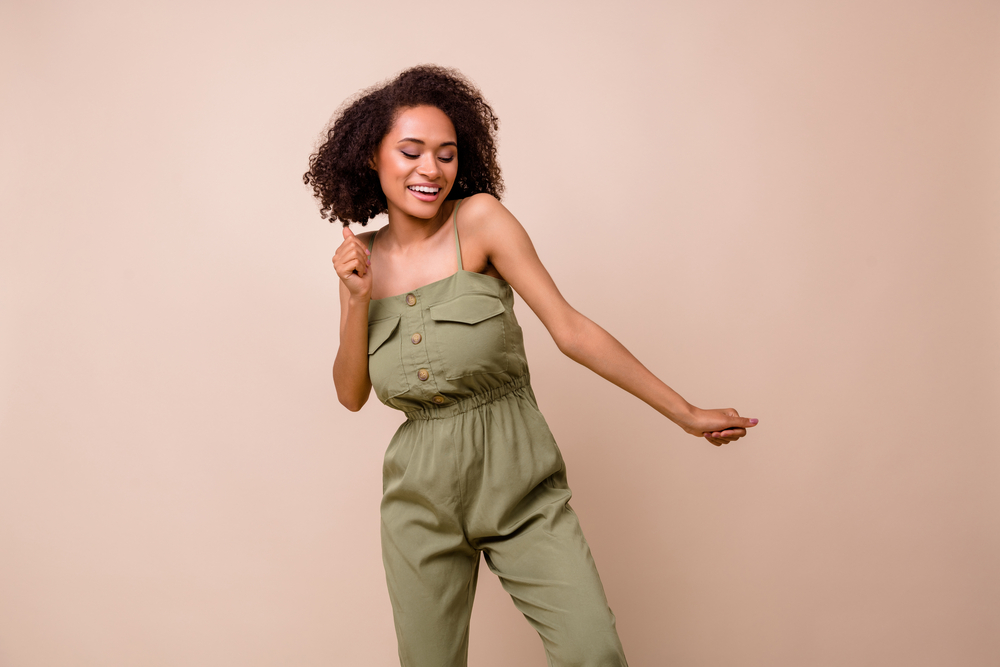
407, 184, 441, 201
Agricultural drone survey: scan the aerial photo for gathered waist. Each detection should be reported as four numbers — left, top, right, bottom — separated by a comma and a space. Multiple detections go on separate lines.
403, 375, 531, 421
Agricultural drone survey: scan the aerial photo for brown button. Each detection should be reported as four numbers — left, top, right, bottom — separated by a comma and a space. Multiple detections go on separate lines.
432, 395, 446, 404
405, 293, 417, 306
416, 368, 429, 382
410, 333, 422, 345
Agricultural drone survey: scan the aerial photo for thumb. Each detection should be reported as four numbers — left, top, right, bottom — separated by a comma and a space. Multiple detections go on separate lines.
742, 417, 759, 428
342, 224, 355, 239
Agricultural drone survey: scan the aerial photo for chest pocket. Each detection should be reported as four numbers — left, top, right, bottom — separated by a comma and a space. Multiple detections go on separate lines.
368, 315, 408, 400
429, 293, 508, 380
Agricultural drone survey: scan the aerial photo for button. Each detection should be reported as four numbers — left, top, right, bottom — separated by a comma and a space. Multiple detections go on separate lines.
416, 368, 429, 382
410, 333, 422, 345
405, 293, 417, 306
432, 395, 445, 404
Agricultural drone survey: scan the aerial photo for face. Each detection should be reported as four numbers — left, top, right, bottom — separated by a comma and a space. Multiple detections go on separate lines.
372, 105, 458, 221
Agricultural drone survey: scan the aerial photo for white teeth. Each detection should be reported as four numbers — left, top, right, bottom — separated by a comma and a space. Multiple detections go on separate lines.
408, 186, 439, 194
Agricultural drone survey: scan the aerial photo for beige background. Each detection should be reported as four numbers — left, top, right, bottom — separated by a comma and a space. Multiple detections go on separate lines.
2, 1, 998, 665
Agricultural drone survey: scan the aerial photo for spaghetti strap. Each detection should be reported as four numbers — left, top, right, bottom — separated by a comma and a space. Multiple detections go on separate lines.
452, 200, 464, 271
368, 228, 377, 254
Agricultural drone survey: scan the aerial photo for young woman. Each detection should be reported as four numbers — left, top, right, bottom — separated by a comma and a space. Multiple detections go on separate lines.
304, 65, 757, 667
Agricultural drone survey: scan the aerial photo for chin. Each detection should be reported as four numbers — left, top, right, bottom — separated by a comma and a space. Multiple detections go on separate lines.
403, 196, 448, 218
405, 203, 440, 220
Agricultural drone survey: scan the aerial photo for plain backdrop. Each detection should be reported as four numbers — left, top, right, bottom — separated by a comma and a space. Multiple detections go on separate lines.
2, 1, 998, 665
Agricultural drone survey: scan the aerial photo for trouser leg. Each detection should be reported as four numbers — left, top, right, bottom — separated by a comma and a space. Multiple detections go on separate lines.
481, 487, 628, 667
381, 418, 482, 667
381, 509, 480, 667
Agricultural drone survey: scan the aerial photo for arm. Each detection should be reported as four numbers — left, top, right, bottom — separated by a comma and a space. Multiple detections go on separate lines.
332, 226, 374, 411
460, 195, 757, 445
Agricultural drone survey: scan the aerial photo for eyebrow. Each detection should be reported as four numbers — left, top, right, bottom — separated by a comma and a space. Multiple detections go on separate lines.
396, 137, 458, 148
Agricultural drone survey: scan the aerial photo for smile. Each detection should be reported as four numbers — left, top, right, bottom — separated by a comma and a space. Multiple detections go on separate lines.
408, 185, 440, 194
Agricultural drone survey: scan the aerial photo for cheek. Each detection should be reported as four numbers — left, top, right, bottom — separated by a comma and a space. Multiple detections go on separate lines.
376, 155, 409, 186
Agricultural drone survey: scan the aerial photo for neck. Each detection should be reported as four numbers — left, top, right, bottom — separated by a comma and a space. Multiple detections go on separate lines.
382, 200, 455, 249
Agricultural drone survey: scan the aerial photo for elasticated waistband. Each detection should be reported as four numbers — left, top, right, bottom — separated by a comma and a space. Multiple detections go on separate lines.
404, 375, 531, 421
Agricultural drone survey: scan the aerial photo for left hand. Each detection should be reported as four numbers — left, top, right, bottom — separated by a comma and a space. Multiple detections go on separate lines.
683, 407, 759, 447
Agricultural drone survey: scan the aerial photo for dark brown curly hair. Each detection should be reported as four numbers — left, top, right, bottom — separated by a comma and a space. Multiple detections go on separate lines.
303, 65, 504, 226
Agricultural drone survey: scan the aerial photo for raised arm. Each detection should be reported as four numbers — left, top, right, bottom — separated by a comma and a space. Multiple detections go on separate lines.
460, 194, 757, 446
332, 226, 374, 411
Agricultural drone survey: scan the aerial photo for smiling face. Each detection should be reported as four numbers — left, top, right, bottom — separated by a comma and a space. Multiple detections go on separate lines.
372, 105, 459, 222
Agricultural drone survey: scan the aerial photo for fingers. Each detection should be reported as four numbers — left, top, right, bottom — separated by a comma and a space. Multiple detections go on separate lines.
333, 226, 371, 281
704, 431, 744, 445
337, 257, 367, 280
702, 422, 755, 446
333, 247, 369, 276
714, 409, 759, 433
691, 407, 759, 447
712, 428, 747, 438
720, 409, 758, 428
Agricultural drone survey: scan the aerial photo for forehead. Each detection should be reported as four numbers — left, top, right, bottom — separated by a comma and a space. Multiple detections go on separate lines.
387, 105, 457, 143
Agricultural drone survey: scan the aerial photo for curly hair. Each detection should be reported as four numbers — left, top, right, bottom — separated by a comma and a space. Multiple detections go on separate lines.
303, 65, 504, 226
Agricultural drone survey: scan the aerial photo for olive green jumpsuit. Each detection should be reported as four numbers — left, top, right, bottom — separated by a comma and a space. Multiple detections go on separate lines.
366, 201, 628, 667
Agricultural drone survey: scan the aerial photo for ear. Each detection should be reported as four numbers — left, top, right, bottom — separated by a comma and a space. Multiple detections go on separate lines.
368, 154, 378, 171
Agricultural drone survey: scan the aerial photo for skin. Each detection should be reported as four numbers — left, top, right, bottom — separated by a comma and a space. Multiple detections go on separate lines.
332, 105, 757, 446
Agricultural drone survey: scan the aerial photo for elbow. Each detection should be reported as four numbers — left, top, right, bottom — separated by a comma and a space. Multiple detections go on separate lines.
337, 390, 368, 412
553, 328, 583, 363
333, 372, 369, 412
552, 310, 602, 366
340, 398, 365, 412
552, 313, 587, 361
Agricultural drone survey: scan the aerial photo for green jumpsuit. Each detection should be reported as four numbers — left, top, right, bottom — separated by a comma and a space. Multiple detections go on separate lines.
366, 201, 629, 667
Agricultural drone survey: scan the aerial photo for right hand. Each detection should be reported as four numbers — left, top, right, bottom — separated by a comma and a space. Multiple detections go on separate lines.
333, 225, 372, 299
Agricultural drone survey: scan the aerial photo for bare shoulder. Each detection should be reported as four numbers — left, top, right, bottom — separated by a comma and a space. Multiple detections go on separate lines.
459, 192, 505, 217
457, 193, 526, 241
354, 227, 377, 245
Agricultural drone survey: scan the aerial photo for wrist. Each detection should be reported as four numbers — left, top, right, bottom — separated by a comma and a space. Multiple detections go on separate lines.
664, 401, 698, 432
347, 293, 371, 308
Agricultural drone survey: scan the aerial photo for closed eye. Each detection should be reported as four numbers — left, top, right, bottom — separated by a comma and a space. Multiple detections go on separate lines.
401, 150, 454, 162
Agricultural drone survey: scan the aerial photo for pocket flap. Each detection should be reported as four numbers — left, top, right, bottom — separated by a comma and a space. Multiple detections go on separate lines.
368, 315, 400, 354
429, 293, 505, 325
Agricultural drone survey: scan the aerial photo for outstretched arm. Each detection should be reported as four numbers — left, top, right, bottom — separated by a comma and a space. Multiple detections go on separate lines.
460, 194, 757, 446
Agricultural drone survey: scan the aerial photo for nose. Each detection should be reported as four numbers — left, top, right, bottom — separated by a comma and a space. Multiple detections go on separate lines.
415, 154, 440, 179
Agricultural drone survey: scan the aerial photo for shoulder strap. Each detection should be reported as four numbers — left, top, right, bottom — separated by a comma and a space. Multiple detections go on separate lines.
452, 200, 464, 271
367, 228, 377, 253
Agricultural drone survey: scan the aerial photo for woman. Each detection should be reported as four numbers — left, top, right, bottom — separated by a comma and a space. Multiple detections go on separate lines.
304, 65, 757, 667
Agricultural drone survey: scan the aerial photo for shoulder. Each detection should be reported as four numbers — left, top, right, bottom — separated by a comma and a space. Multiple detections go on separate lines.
455, 195, 535, 269
354, 227, 377, 245
457, 193, 522, 237
457, 192, 504, 220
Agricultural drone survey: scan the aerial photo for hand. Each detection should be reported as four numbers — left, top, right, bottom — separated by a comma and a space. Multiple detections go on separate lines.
333, 225, 372, 299
683, 407, 758, 447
